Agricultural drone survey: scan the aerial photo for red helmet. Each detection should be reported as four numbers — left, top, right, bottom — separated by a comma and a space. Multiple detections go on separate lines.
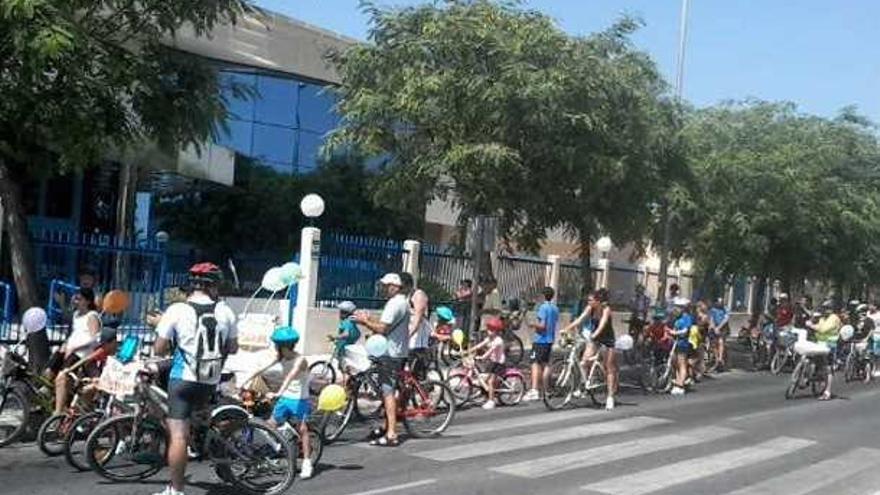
188, 262, 223, 285
486, 317, 505, 332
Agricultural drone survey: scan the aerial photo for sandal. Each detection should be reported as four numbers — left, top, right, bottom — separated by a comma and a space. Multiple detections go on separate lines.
370, 436, 400, 447
818, 392, 832, 401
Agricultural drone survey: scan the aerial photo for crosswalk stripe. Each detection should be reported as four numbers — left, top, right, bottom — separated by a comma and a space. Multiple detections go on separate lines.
723, 448, 880, 495
582, 436, 814, 495
447, 408, 604, 437
413, 416, 671, 462
492, 425, 738, 478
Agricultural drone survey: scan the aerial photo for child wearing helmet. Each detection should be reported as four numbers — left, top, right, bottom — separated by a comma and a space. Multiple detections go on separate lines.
240, 327, 314, 478
470, 317, 506, 410
432, 306, 455, 343
332, 301, 361, 358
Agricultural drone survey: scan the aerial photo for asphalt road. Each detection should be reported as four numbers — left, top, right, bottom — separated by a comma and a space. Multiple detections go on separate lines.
4, 356, 880, 495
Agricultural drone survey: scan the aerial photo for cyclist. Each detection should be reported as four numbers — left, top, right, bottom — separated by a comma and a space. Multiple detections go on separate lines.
794, 296, 813, 328
811, 300, 841, 401
54, 326, 118, 413
402, 272, 432, 381
240, 327, 313, 479
563, 288, 618, 410
353, 273, 410, 447
645, 307, 673, 365
670, 303, 694, 396
709, 298, 730, 371
776, 293, 794, 329
691, 301, 711, 380
523, 287, 559, 401
330, 301, 361, 386
153, 262, 238, 495
431, 306, 455, 344
51, 287, 101, 413
469, 317, 507, 410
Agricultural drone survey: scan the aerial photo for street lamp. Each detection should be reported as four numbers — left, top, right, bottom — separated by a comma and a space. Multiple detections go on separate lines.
300, 193, 325, 220
154, 231, 170, 244
596, 236, 613, 289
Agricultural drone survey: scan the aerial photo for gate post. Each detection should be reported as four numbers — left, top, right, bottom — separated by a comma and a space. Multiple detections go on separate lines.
402, 240, 421, 288
294, 227, 321, 351
546, 255, 561, 300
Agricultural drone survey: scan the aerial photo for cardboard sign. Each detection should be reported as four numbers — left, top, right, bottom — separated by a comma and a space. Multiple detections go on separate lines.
237, 313, 277, 350
97, 356, 142, 398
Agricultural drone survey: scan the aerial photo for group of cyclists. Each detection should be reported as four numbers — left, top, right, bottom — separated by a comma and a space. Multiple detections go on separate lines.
15, 260, 880, 495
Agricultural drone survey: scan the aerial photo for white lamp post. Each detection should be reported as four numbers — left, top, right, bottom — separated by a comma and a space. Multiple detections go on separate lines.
294, 194, 324, 354
596, 236, 613, 289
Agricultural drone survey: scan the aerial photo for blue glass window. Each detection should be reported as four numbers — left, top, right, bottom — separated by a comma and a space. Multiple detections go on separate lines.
252, 124, 295, 166
215, 119, 253, 156
219, 71, 256, 121
297, 130, 323, 172
298, 83, 339, 133
254, 75, 298, 127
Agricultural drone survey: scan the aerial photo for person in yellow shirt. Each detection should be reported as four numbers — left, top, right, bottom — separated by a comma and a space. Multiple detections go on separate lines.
809, 301, 841, 400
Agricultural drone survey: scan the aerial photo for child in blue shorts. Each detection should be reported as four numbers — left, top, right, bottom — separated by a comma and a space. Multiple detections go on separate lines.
241, 326, 313, 478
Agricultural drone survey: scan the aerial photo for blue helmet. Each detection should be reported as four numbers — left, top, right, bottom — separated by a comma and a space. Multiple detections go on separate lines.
436, 306, 455, 322
271, 326, 300, 345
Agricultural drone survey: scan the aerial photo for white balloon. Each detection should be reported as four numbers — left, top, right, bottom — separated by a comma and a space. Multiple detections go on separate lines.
615, 334, 634, 351
22, 307, 48, 333
365, 334, 389, 357
840, 325, 855, 341
279, 262, 302, 286
261, 267, 287, 292
300, 194, 325, 218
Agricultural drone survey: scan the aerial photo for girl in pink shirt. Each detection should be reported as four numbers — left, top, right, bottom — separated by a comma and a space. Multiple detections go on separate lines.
471, 317, 506, 409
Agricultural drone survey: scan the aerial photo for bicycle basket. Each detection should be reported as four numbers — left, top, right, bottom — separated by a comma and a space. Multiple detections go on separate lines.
778, 331, 797, 347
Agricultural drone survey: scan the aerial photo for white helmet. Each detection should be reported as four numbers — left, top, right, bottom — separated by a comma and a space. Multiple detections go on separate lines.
337, 301, 357, 314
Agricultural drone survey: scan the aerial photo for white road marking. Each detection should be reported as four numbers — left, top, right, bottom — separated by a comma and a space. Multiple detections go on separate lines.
492, 426, 738, 478
723, 448, 880, 495
413, 416, 670, 462
583, 437, 814, 495
447, 408, 604, 436
343, 478, 437, 495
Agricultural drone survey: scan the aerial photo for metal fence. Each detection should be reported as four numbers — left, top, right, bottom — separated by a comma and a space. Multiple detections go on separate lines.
419, 245, 472, 305
557, 262, 602, 312
317, 232, 406, 310
493, 255, 550, 306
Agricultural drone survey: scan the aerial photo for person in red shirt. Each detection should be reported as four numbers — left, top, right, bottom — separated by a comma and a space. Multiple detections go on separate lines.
645, 307, 673, 362
776, 293, 794, 328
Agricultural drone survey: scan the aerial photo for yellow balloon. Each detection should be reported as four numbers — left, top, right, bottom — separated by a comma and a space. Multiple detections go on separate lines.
452, 328, 465, 346
317, 384, 347, 412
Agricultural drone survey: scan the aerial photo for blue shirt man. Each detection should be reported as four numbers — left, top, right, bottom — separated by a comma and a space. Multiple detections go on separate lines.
535, 298, 559, 344
525, 286, 560, 401
710, 305, 729, 328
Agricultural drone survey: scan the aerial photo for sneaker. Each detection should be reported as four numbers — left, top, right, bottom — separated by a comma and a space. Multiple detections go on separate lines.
482, 400, 496, 410
671, 386, 685, 396
300, 459, 314, 480
872, 370, 880, 378
152, 486, 184, 495
522, 389, 540, 401
684, 377, 694, 387
605, 396, 615, 410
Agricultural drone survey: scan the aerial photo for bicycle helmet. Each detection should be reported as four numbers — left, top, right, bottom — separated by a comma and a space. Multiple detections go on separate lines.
188, 262, 224, 285
271, 326, 300, 345
436, 306, 455, 322
486, 317, 505, 332
337, 301, 357, 315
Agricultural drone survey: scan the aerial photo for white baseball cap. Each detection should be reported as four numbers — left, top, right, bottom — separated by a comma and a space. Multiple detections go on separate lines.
379, 273, 402, 286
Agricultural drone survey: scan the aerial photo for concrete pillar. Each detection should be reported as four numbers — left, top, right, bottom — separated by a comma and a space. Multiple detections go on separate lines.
546, 255, 561, 300
746, 277, 756, 315
599, 258, 611, 289
294, 227, 320, 352
402, 240, 421, 288
726, 283, 735, 309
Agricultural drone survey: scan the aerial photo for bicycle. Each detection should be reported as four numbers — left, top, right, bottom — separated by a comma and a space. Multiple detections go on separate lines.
36, 370, 99, 456
0, 338, 55, 447
640, 339, 679, 394
63, 392, 130, 471
770, 329, 798, 375
785, 341, 831, 399
308, 339, 359, 393
748, 323, 773, 370
445, 353, 525, 407
85, 364, 296, 494
498, 310, 525, 366
843, 335, 873, 384
543, 334, 607, 410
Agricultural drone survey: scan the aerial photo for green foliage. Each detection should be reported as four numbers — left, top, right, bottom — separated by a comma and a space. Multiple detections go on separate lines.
156, 152, 424, 258
329, 0, 679, 258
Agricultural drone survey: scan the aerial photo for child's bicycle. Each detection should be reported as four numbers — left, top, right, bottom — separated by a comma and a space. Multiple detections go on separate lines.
63, 390, 131, 471
36, 370, 100, 456
308, 338, 356, 392
240, 387, 324, 473
445, 352, 525, 407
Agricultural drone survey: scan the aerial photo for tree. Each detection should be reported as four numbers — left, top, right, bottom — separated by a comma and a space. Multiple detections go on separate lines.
329, 0, 679, 290
0, 0, 253, 309
156, 152, 423, 258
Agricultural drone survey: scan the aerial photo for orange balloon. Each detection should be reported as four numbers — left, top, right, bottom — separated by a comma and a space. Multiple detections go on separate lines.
103, 290, 130, 314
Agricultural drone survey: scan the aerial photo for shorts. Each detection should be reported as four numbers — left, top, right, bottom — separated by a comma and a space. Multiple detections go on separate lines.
674, 341, 692, 355
530, 343, 552, 364
594, 333, 616, 350
481, 361, 506, 377
376, 357, 406, 396
272, 397, 311, 424
167, 379, 215, 420
711, 324, 730, 339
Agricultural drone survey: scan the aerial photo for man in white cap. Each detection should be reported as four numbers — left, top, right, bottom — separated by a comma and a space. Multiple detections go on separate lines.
353, 272, 410, 447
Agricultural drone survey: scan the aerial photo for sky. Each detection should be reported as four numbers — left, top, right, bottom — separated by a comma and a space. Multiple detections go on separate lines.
255, 0, 880, 121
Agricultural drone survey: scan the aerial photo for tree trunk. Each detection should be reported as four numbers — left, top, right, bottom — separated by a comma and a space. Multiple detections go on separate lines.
578, 231, 592, 296
0, 159, 39, 310
656, 202, 672, 306
113, 160, 137, 287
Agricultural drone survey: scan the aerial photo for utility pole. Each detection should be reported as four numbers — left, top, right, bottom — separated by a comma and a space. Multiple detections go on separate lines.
657, 0, 691, 306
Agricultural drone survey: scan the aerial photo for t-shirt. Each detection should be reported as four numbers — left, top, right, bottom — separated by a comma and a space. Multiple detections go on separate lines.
673, 313, 694, 343
814, 314, 841, 344
67, 310, 101, 358
380, 293, 410, 358
484, 335, 505, 364
156, 294, 238, 384
336, 319, 361, 355
709, 307, 729, 327
776, 305, 794, 328
534, 301, 559, 345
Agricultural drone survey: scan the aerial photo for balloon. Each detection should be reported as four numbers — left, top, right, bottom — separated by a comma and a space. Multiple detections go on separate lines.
279, 262, 302, 286
22, 307, 48, 333
102, 290, 130, 314
840, 325, 855, 341
365, 334, 388, 357
615, 334, 634, 351
261, 267, 287, 292
317, 384, 347, 412
452, 328, 465, 347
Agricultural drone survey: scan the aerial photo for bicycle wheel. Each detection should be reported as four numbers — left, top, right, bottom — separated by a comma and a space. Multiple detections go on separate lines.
216, 419, 297, 495
586, 363, 607, 407
496, 374, 525, 406
352, 372, 384, 420
543, 360, 575, 411
65, 412, 104, 471
294, 422, 324, 470
308, 360, 336, 394
770, 349, 787, 375
864, 360, 874, 384
402, 380, 455, 438
86, 414, 166, 482
0, 385, 29, 447
844, 352, 857, 383
504, 334, 524, 367
445, 372, 473, 408
785, 359, 805, 400
811, 366, 829, 397
319, 391, 355, 444
38, 413, 75, 456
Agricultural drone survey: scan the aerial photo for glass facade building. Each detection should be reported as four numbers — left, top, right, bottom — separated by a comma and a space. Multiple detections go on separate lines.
215, 69, 341, 174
